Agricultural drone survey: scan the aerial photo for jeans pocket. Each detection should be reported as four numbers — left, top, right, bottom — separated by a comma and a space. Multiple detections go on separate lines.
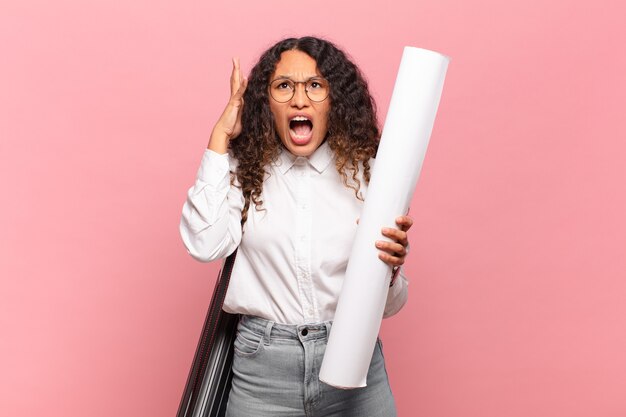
234, 326, 264, 358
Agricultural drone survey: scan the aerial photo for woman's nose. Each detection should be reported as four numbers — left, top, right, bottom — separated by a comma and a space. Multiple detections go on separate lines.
290, 84, 309, 108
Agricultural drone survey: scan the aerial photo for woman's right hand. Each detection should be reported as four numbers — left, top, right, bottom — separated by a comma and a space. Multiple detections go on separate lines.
207, 58, 248, 154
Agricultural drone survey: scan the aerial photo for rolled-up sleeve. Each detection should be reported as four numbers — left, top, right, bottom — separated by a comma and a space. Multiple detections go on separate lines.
179, 150, 244, 262
383, 268, 409, 318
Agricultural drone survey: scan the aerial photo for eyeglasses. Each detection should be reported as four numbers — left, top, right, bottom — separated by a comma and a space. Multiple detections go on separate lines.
269, 77, 330, 103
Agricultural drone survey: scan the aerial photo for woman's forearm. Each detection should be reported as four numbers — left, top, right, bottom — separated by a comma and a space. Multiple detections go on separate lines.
179, 150, 243, 262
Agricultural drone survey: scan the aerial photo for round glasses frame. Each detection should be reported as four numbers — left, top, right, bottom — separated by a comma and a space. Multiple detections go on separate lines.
269, 77, 330, 103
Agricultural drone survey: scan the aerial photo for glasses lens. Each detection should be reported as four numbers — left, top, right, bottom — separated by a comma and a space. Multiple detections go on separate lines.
270, 79, 295, 103
305, 78, 329, 102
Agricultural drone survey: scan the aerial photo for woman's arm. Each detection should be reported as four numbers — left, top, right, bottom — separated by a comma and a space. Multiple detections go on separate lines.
208, 57, 247, 154
383, 270, 408, 317
377, 215, 413, 317
179, 58, 248, 262
179, 151, 244, 262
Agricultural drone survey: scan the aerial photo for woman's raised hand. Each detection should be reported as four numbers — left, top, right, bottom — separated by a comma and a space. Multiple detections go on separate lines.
207, 58, 248, 154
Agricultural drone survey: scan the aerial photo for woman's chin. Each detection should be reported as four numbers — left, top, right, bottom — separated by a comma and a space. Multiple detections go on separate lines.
287, 145, 314, 157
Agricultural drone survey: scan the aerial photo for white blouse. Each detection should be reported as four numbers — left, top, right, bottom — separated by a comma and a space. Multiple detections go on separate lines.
180, 142, 408, 324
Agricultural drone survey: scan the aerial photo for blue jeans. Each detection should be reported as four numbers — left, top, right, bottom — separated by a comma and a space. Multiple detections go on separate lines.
225, 315, 397, 417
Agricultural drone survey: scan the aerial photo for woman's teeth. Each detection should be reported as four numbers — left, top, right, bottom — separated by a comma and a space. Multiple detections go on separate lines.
289, 116, 314, 140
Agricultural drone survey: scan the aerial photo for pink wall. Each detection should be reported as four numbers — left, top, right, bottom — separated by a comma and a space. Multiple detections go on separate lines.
1, 0, 625, 416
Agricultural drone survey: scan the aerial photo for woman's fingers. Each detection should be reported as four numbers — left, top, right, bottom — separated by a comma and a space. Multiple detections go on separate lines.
376, 231, 407, 267
238, 58, 244, 89
395, 215, 413, 232
232, 76, 248, 102
233, 85, 246, 135
207, 59, 247, 150
375, 214, 414, 267
377, 251, 405, 266
381, 227, 408, 246
375, 240, 406, 256
230, 57, 240, 97
221, 60, 247, 140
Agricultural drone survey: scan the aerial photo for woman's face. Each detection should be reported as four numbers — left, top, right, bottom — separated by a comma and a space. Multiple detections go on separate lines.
269, 50, 331, 157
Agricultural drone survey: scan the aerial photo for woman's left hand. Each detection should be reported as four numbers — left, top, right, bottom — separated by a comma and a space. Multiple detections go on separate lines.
376, 215, 413, 268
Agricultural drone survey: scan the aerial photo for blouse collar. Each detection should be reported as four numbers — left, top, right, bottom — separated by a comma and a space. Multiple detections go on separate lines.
276, 141, 334, 175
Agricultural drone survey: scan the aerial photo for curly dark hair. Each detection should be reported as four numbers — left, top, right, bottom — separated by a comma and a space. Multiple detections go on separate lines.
229, 36, 380, 224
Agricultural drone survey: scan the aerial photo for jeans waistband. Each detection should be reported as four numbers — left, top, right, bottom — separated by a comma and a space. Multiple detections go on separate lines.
239, 315, 333, 344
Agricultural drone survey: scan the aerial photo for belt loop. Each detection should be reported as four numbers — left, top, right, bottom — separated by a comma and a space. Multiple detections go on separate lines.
264, 320, 274, 346
324, 321, 332, 338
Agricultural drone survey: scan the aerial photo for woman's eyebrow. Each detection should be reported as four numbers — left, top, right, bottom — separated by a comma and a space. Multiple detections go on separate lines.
274, 74, 322, 80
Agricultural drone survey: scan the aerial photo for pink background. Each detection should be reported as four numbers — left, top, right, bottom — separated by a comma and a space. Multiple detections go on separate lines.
1, 0, 625, 416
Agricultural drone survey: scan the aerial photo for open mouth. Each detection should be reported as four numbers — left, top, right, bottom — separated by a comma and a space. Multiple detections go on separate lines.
289, 116, 313, 144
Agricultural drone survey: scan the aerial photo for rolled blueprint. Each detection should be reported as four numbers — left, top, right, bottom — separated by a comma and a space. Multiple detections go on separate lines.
319, 47, 449, 388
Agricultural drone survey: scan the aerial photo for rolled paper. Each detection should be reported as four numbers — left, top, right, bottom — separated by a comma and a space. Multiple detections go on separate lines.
319, 47, 449, 388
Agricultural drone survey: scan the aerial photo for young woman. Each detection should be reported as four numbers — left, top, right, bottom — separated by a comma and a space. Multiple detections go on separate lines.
180, 36, 412, 417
